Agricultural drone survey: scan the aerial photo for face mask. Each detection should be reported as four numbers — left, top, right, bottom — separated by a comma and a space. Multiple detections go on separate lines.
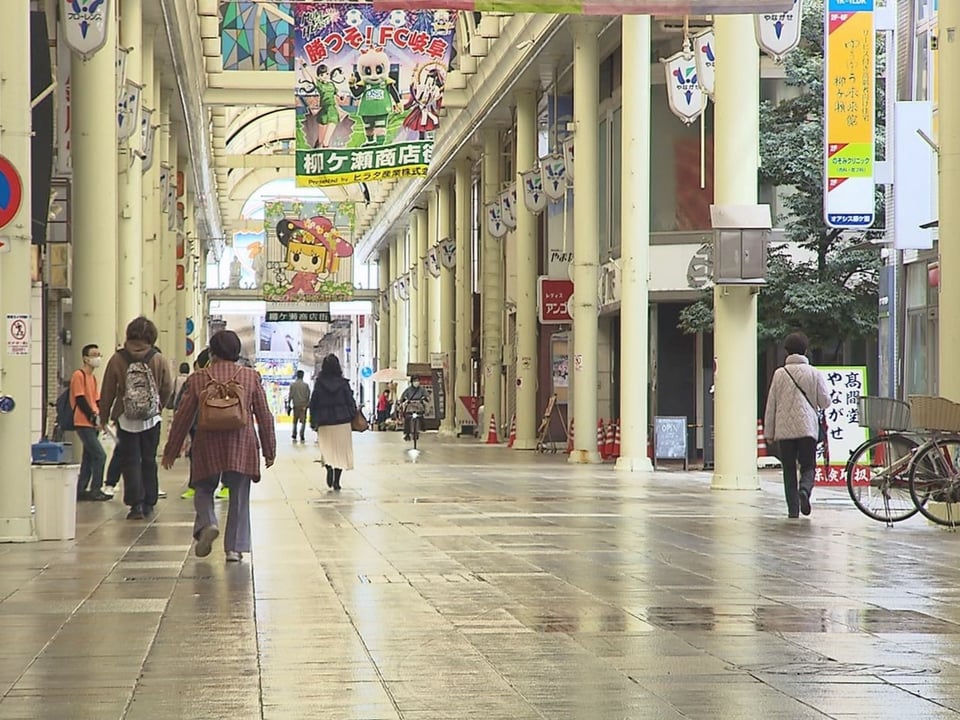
86, 356, 102, 369
412, 381, 420, 388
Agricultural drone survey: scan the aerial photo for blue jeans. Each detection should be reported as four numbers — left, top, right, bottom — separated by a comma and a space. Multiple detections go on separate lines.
76, 427, 106, 496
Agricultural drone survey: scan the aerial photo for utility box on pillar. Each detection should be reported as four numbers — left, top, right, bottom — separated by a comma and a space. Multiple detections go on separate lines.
710, 205, 772, 285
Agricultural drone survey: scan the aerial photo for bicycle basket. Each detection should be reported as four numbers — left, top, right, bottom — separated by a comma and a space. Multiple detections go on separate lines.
909, 395, 960, 432
857, 396, 911, 432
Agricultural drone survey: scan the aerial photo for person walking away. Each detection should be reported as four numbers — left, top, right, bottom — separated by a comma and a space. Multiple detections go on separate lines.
170, 362, 191, 409
376, 388, 391, 431
763, 332, 830, 518
71, 344, 111, 501
398, 377, 428, 441
179, 348, 211, 500
162, 330, 276, 562
99, 317, 174, 520
309, 354, 356, 491
288, 370, 311, 442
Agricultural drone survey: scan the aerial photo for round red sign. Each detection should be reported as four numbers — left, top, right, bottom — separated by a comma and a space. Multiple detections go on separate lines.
0, 155, 23, 231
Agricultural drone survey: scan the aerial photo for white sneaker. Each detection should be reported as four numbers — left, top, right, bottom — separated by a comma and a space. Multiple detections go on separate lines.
157, 489, 167, 498
195, 525, 219, 558
225, 551, 242, 562
101, 485, 116, 497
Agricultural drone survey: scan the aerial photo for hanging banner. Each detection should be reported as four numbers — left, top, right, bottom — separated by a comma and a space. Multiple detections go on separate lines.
263, 199, 358, 303
140, 107, 156, 171
62, 0, 111, 60
398, 274, 410, 300
159, 164, 171, 213
561, 137, 574, 181
486, 200, 507, 239
426, 246, 441, 278
117, 80, 142, 141
372, 2, 795, 14
439, 237, 456, 269
116, 46, 129, 105
500, 185, 517, 230
55, 37, 72, 175
756, 0, 803, 61
693, 29, 716, 99
662, 50, 704, 125
521, 168, 547, 214
824, 0, 875, 229
541, 154, 567, 201
294, 3, 456, 187
410, 263, 419, 290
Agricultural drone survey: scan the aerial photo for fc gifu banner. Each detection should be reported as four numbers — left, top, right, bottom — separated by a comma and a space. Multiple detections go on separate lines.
295, 3, 456, 187
371, 1, 793, 12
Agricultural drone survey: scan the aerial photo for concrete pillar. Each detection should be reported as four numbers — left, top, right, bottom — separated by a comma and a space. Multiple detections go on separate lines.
712, 14, 760, 490
569, 21, 602, 464
616, 15, 654, 473
395, 234, 409, 374
158, 127, 178, 356
514, 89, 539, 450
0, 0, 35, 540
388, 236, 400, 369
482, 127, 503, 437
408, 215, 421, 363
940, 1, 960, 400
118, 0, 143, 328
427, 188, 441, 354
438, 176, 456, 434
414, 207, 429, 363
72, 0, 118, 360
174, 191, 191, 365
141, 27, 159, 316
378, 253, 390, 369
454, 158, 473, 430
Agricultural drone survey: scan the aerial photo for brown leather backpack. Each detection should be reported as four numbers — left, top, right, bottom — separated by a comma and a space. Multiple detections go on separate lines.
197, 368, 248, 432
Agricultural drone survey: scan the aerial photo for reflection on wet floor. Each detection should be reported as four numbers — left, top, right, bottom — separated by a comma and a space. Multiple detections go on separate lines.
5, 431, 960, 718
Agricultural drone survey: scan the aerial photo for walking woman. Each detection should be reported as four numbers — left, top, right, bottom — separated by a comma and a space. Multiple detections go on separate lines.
161, 330, 276, 561
763, 332, 830, 518
309, 354, 356, 491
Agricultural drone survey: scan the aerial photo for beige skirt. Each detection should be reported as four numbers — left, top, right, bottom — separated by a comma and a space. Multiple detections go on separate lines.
316, 422, 354, 470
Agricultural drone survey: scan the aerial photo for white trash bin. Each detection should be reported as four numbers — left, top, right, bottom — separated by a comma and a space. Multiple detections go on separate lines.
31, 464, 79, 540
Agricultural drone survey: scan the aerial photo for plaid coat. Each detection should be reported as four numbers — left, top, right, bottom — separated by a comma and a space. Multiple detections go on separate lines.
162, 360, 277, 482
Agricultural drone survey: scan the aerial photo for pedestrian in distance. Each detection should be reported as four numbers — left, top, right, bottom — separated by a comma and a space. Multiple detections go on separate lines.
288, 369, 312, 442
309, 354, 357, 491
71, 344, 111, 501
763, 332, 830, 519
161, 330, 276, 562
99, 317, 174, 520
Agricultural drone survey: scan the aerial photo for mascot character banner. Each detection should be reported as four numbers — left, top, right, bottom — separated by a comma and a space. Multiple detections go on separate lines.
294, 3, 456, 187
262, 199, 358, 303
370, 1, 793, 13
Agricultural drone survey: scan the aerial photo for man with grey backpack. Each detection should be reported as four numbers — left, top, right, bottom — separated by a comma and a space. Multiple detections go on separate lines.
99, 317, 174, 520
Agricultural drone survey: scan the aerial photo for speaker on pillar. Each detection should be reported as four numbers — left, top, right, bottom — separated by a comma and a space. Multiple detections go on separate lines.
30, 10, 54, 246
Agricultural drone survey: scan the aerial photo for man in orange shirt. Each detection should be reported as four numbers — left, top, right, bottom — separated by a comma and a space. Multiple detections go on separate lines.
71, 344, 110, 501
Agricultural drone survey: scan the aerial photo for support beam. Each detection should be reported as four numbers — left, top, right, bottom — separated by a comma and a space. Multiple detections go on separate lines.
482, 128, 503, 439
454, 158, 474, 432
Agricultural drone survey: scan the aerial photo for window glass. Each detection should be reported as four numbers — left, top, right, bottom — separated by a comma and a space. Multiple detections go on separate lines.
915, 32, 929, 101
906, 311, 928, 395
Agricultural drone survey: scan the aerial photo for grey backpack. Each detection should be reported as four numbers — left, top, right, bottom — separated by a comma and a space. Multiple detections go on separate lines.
121, 349, 161, 420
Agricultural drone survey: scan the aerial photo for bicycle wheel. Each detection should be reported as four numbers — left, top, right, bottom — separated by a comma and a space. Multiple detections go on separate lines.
412, 417, 420, 450
846, 433, 920, 523
909, 436, 960, 528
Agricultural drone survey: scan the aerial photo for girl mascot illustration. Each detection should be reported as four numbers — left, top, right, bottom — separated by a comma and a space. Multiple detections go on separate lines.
277, 216, 354, 301
298, 61, 347, 149
403, 63, 445, 140
348, 47, 402, 146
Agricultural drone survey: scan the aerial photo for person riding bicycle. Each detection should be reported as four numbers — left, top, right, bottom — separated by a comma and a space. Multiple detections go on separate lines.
399, 378, 428, 441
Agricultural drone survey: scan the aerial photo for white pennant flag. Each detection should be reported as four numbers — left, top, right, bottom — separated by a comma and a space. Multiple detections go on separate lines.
398, 274, 410, 301
693, 29, 717, 99
662, 50, 704, 125
500, 186, 517, 230
520, 169, 547, 214
755, 0, 803, 61
540, 154, 567, 201
486, 200, 507, 239
116, 46, 129, 105
118, 80, 142, 141
140, 107, 156, 171
410, 264, 419, 291
62, 0, 111, 61
561, 137, 575, 182
159, 164, 171, 212
439, 238, 456, 269
426, 246, 441, 278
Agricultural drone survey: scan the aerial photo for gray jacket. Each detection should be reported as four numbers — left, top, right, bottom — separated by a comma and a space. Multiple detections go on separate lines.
763, 355, 830, 441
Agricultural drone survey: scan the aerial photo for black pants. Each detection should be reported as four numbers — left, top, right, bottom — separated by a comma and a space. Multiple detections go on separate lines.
779, 436, 817, 517
118, 424, 162, 510
291, 406, 307, 439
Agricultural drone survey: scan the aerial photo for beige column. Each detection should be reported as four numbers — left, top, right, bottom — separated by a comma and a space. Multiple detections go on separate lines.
569, 21, 602, 464
378, 252, 390, 369
513, 89, 539, 450
454, 158, 473, 429
408, 215, 421, 363
174, 191, 192, 366
396, 234, 409, 374
140, 26, 159, 316
427, 188, 441, 354
388, 236, 400, 369
482, 128, 503, 438
414, 207, 429, 363
940, 1, 960, 399
438, 176, 456, 434
712, 14, 761, 490
158, 127, 178, 355
0, 0, 35, 540
118, 0, 143, 327
72, 0, 118, 358
616, 15, 654, 472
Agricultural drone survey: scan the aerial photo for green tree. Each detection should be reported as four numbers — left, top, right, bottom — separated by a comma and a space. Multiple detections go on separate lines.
679, 0, 882, 355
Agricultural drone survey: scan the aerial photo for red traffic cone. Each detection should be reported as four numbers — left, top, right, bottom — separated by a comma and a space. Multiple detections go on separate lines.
507, 415, 517, 448
596, 418, 605, 456
756, 419, 768, 458
485, 413, 499, 444
566, 418, 575, 454
612, 420, 621, 459
603, 421, 615, 459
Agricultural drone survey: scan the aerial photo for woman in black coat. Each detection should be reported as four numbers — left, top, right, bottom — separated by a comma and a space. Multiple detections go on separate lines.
309, 354, 356, 491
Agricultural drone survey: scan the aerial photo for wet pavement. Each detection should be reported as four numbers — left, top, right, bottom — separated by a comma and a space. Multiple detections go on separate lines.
4, 430, 960, 718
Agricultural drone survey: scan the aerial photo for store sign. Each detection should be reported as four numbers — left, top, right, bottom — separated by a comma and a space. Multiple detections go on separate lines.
824, 0, 875, 228
538, 277, 573, 324
755, 0, 803, 61
814, 364, 868, 486
265, 310, 331, 322
61, 0, 111, 60
662, 50, 704, 125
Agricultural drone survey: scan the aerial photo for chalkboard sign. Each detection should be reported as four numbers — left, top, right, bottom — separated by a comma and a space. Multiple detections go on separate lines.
654, 416, 688, 470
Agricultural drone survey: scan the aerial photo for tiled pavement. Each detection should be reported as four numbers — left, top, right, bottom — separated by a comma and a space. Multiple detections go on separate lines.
4, 430, 960, 718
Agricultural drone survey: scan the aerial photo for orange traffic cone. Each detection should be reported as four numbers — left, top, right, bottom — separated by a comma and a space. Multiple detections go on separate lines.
507, 415, 517, 448
566, 418, 575, 454
485, 413, 499, 444
596, 418, 605, 456
756, 419, 768, 458
603, 421, 614, 459
612, 420, 621, 459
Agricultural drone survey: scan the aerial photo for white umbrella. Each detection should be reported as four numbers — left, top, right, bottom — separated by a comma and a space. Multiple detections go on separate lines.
370, 367, 407, 383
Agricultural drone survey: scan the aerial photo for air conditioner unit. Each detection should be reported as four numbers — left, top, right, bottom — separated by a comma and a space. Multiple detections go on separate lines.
656, 16, 713, 34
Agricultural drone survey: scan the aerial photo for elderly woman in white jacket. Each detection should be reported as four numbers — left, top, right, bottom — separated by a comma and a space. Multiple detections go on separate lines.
764, 332, 830, 518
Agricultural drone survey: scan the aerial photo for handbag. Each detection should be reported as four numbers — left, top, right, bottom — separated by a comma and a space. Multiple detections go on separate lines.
351, 408, 369, 433
784, 367, 827, 444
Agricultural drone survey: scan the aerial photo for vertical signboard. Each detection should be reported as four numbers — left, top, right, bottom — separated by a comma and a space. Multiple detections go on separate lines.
814, 365, 868, 486
824, 0, 875, 229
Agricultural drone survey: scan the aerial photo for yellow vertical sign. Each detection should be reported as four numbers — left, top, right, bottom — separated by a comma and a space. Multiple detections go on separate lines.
824, 1, 875, 228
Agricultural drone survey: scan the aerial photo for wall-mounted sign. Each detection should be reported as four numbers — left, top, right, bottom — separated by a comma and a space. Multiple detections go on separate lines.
538, 277, 573, 324
756, 0, 803, 61
662, 50, 704, 125
61, 0, 111, 60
